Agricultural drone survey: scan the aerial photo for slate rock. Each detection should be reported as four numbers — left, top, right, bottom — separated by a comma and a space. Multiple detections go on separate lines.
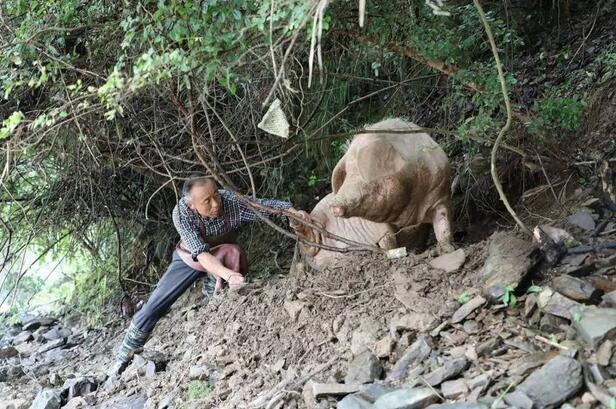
374, 388, 438, 409
337, 394, 373, 409
312, 383, 360, 398
42, 327, 71, 342
481, 233, 538, 302
476, 339, 500, 357
62, 376, 98, 400
345, 350, 383, 384
551, 275, 599, 302
601, 291, 616, 308
441, 379, 468, 399
504, 391, 533, 409
573, 307, 616, 348
516, 356, 583, 408
358, 383, 394, 403
467, 373, 490, 392
429, 249, 466, 273
13, 331, 33, 345
539, 313, 569, 333
462, 320, 479, 334
37, 338, 66, 354
451, 296, 486, 324
0, 346, 18, 359
29, 389, 61, 409
23, 317, 56, 332
423, 357, 468, 386
387, 337, 431, 382
62, 397, 88, 409
597, 340, 613, 366
567, 212, 596, 231
537, 288, 581, 320
45, 348, 75, 362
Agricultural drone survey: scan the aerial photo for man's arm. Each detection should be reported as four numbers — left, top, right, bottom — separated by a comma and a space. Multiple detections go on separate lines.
196, 252, 242, 282
173, 202, 243, 283
236, 193, 294, 224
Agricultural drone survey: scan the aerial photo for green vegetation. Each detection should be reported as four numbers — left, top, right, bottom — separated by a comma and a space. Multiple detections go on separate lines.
501, 284, 518, 307
0, 0, 607, 325
185, 380, 212, 401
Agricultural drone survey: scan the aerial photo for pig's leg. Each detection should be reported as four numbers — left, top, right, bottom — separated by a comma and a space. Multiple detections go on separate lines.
432, 204, 454, 254
377, 225, 397, 250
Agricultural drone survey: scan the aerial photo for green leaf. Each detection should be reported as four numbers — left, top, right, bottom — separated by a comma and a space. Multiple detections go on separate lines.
527, 285, 542, 294
457, 292, 471, 304
0, 111, 25, 140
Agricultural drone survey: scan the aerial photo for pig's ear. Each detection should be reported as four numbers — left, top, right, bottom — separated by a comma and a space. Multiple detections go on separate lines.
331, 157, 346, 193
358, 142, 405, 181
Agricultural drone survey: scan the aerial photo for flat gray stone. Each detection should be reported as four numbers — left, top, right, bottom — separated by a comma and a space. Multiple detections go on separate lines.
451, 296, 486, 324
359, 384, 394, 403
537, 288, 581, 320
423, 357, 468, 387
601, 291, 616, 308
429, 249, 466, 273
13, 331, 33, 345
441, 379, 468, 399
62, 376, 98, 400
63, 397, 88, 409
476, 339, 500, 357
337, 394, 373, 409
29, 389, 61, 409
516, 356, 583, 408
596, 340, 613, 366
37, 338, 66, 354
572, 307, 616, 348
312, 383, 361, 399
551, 275, 598, 302
374, 388, 438, 409
567, 212, 596, 231
23, 317, 56, 332
504, 391, 533, 409
97, 395, 146, 409
345, 351, 383, 384
387, 337, 431, 382
481, 233, 538, 302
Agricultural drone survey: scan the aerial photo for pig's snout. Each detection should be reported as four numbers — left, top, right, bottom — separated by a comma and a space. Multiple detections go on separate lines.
329, 205, 346, 217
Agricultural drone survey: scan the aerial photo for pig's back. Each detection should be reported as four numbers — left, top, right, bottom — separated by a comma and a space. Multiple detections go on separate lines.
358, 118, 446, 164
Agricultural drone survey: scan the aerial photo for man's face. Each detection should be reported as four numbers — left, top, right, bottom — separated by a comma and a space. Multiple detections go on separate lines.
187, 182, 221, 218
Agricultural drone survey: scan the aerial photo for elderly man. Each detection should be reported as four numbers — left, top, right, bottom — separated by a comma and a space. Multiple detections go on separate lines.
109, 174, 301, 375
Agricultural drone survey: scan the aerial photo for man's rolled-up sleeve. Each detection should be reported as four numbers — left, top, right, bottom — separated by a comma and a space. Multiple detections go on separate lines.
172, 204, 210, 261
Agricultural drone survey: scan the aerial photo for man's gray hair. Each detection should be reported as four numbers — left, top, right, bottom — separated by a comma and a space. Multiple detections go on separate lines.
182, 173, 216, 198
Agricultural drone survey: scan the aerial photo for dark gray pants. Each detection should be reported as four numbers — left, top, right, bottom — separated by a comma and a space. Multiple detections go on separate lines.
133, 250, 204, 333
117, 251, 213, 363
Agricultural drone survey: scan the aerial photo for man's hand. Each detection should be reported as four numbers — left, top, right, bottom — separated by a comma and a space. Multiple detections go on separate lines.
196, 252, 245, 289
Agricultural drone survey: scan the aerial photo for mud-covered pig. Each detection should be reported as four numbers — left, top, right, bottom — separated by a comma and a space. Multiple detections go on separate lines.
328, 118, 453, 252
290, 193, 397, 269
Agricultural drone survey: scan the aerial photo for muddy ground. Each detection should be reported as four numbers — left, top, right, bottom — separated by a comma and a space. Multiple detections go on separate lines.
2, 182, 615, 409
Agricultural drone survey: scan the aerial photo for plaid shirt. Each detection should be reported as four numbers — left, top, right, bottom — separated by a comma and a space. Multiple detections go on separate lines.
172, 189, 292, 260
